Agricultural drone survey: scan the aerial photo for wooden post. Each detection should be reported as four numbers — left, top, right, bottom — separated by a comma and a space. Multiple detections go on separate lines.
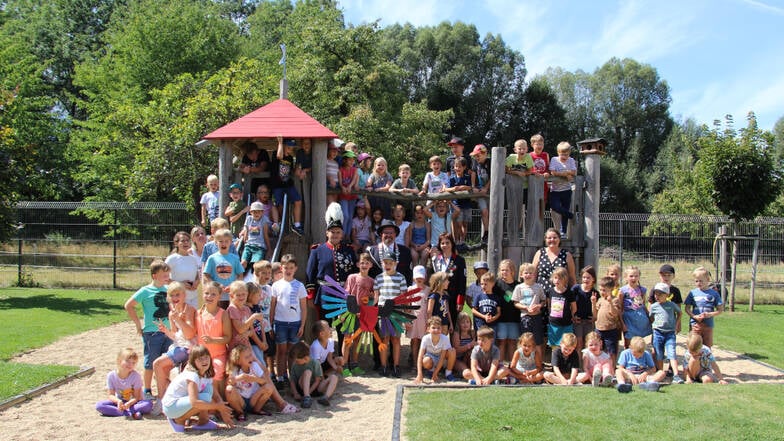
750, 225, 759, 312
523, 175, 546, 263
718, 225, 728, 305
582, 152, 602, 269
218, 141, 233, 219
487, 147, 506, 273
310, 139, 327, 243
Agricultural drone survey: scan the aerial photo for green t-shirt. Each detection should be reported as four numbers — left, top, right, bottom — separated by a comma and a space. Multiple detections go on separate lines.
505, 154, 534, 189
131, 284, 170, 332
227, 200, 246, 236
289, 358, 322, 385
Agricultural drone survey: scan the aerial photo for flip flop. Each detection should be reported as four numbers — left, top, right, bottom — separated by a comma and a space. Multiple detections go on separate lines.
253, 409, 272, 416
168, 418, 185, 433
190, 420, 219, 430
280, 403, 300, 414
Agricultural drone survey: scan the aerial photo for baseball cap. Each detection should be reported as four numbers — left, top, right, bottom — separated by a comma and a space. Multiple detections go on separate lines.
229, 183, 242, 191
357, 152, 373, 162
653, 282, 670, 294
381, 250, 397, 261
413, 265, 427, 280
447, 136, 465, 146
470, 144, 488, 156
342, 150, 357, 158
283, 139, 297, 147
473, 261, 489, 271
659, 264, 675, 275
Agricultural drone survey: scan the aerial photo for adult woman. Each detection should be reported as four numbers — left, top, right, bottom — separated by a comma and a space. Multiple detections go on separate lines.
166, 231, 201, 308
429, 233, 467, 329
190, 226, 207, 267
531, 228, 576, 294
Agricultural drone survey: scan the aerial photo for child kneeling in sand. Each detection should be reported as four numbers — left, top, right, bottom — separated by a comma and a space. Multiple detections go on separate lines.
225, 345, 299, 420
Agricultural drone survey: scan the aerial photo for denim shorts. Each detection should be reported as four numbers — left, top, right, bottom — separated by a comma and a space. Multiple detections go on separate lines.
274, 320, 301, 344
165, 345, 190, 365
652, 329, 677, 361
496, 322, 521, 340
143, 331, 173, 370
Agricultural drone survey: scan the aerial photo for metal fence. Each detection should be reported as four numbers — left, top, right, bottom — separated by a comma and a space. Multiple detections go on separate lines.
1, 202, 783, 290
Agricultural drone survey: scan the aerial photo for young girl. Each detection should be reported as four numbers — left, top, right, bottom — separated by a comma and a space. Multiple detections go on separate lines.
424, 200, 457, 247
391, 204, 411, 247
152, 282, 197, 413
166, 231, 201, 308
406, 265, 430, 368
225, 345, 298, 420
226, 281, 265, 358
253, 261, 276, 377
245, 282, 269, 368
572, 266, 598, 356
326, 145, 340, 204
351, 201, 373, 249
341, 253, 375, 375
513, 263, 546, 361
162, 345, 234, 432
96, 348, 153, 418
407, 203, 431, 267
495, 259, 520, 363
508, 332, 544, 384
547, 267, 576, 348
620, 265, 651, 348
195, 281, 232, 399
310, 320, 345, 376
338, 150, 359, 236
606, 263, 622, 298
427, 272, 452, 335
450, 312, 476, 377
367, 157, 394, 217
576, 331, 614, 386
370, 208, 385, 245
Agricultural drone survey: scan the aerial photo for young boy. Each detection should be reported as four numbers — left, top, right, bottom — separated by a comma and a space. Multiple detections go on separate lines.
446, 137, 472, 180
464, 326, 509, 385
505, 139, 534, 246
548, 141, 577, 237
289, 341, 338, 408
124, 260, 172, 402
200, 218, 238, 266
592, 276, 623, 367
543, 332, 579, 385
202, 229, 244, 309
240, 202, 270, 270
420, 155, 447, 200
466, 261, 489, 310
649, 283, 684, 383
647, 264, 683, 306
445, 156, 474, 250
684, 266, 723, 348
270, 254, 307, 384
529, 134, 550, 205
469, 144, 491, 243
390, 163, 419, 217
616, 336, 666, 392
414, 317, 458, 384
310, 320, 345, 377
373, 251, 408, 378
471, 272, 501, 334
272, 136, 304, 235
224, 183, 248, 237
253, 261, 276, 378
683, 333, 727, 384
200, 174, 220, 228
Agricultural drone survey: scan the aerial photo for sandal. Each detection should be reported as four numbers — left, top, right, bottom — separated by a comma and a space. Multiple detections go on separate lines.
301, 396, 313, 408
237, 413, 246, 422
280, 403, 300, 414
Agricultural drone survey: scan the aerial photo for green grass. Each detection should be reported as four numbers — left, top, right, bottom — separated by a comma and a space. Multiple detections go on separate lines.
405, 385, 784, 441
0, 288, 129, 401
715, 304, 784, 369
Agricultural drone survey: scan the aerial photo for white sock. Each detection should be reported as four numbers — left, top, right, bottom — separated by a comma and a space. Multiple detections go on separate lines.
446, 370, 452, 376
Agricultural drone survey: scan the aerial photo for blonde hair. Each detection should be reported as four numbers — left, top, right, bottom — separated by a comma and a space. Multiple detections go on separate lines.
227, 344, 250, 374
530, 134, 544, 144
687, 333, 704, 352
206, 174, 218, 183
253, 260, 271, 272
498, 259, 515, 278
630, 336, 646, 352
116, 347, 139, 365
606, 263, 621, 277
514, 139, 528, 150
429, 155, 442, 164
166, 281, 186, 300
229, 280, 247, 298
480, 272, 496, 284
426, 316, 442, 328
624, 265, 640, 277
693, 266, 711, 282
211, 218, 229, 230
456, 311, 472, 328
429, 271, 450, 292
556, 141, 571, 153
585, 331, 601, 346
213, 228, 232, 240
518, 332, 535, 347
519, 262, 536, 276
551, 267, 568, 283
398, 164, 411, 173
560, 332, 577, 348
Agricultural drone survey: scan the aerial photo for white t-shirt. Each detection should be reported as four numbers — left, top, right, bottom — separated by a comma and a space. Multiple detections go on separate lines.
271, 278, 307, 323
162, 369, 211, 408
309, 338, 335, 364
231, 361, 264, 399
421, 332, 452, 357
165, 253, 201, 307
395, 221, 411, 246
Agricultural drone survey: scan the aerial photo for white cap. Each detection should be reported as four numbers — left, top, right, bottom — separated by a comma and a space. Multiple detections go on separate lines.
653, 282, 670, 295
413, 265, 427, 280
250, 202, 264, 212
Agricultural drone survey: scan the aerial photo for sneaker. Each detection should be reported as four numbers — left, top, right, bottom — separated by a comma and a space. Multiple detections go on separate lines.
493, 379, 503, 385
292, 225, 304, 236
393, 366, 401, 378
144, 391, 155, 402
351, 366, 366, 376
616, 383, 632, 393
445, 373, 457, 382
468, 379, 477, 385
132, 411, 142, 420
380, 366, 389, 377
601, 375, 614, 387
151, 399, 162, 416
481, 232, 488, 245
301, 396, 313, 408
507, 377, 519, 385
423, 369, 433, 378
592, 370, 602, 387
672, 375, 685, 384
317, 397, 331, 407
342, 368, 353, 377
639, 381, 661, 392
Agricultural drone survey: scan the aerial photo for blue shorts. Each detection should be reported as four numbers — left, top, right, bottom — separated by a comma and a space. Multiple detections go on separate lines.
520, 315, 545, 346
547, 323, 574, 347
163, 385, 212, 419
425, 352, 441, 367
165, 345, 190, 365
596, 328, 620, 356
274, 320, 301, 344
143, 332, 173, 370
453, 208, 471, 223
496, 322, 521, 340
241, 244, 267, 264
652, 329, 677, 361
476, 197, 488, 210
273, 186, 302, 205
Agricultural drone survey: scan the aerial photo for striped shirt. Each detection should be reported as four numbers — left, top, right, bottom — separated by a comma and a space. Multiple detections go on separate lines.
373, 272, 407, 306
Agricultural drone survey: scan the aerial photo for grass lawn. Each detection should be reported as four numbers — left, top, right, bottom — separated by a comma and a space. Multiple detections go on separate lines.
405, 384, 784, 441
0, 288, 129, 401
715, 304, 784, 369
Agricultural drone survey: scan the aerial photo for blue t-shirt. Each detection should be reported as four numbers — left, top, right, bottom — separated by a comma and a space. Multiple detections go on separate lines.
448, 174, 473, 209
684, 288, 722, 328
649, 301, 681, 332
131, 284, 170, 332
203, 252, 244, 300
618, 348, 656, 375
472, 291, 500, 329
201, 240, 238, 264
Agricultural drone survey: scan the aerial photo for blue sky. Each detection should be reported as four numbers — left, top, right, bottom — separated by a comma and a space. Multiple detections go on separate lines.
339, 0, 784, 131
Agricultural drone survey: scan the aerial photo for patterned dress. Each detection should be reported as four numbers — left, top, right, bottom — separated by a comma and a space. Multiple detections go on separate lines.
536, 247, 570, 294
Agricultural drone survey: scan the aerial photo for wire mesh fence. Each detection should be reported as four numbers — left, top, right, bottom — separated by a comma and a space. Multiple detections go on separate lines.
1, 202, 783, 291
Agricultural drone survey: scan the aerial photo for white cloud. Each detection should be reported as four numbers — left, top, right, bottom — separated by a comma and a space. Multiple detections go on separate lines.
339, 0, 451, 27
740, 0, 784, 16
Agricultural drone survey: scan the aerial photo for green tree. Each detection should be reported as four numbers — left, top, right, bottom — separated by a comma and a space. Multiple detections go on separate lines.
516, 78, 571, 149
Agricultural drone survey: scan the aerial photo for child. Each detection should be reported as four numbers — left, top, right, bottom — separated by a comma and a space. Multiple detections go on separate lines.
310, 320, 345, 376
592, 276, 623, 367
464, 326, 509, 385
270, 254, 307, 383
420, 155, 447, 200
272, 136, 304, 235
683, 333, 727, 384
225, 345, 298, 420
200, 218, 238, 265
162, 345, 234, 432
341, 253, 375, 375
271, 261, 283, 283
649, 283, 684, 383
471, 272, 501, 333
351, 200, 373, 249
367, 156, 394, 218
427, 271, 452, 335
508, 332, 544, 384
253, 261, 276, 377
445, 156, 473, 248
195, 281, 232, 398
547, 267, 576, 347
226, 281, 262, 356
390, 163, 419, 217
647, 263, 683, 306
684, 266, 723, 348
203, 228, 244, 309
620, 265, 651, 348
466, 261, 490, 311
165, 231, 201, 308
512, 263, 546, 360
446, 136, 471, 180
289, 341, 339, 408
337, 150, 359, 233
406, 265, 430, 373
245, 282, 269, 369
424, 200, 460, 248
505, 139, 533, 246
450, 312, 476, 378
414, 316, 458, 384
469, 144, 491, 241
572, 266, 598, 356
124, 259, 172, 402
543, 332, 579, 385
296, 138, 313, 181
407, 203, 431, 267
529, 134, 550, 203
326, 144, 340, 204
606, 263, 621, 298
240, 202, 270, 270
199, 174, 220, 228
255, 184, 280, 234
495, 259, 520, 364
373, 250, 408, 377
548, 141, 577, 237
369, 208, 386, 244
356, 152, 374, 211
391, 203, 411, 247
224, 183, 248, 237
616, 336, 665, 392
95, 348, 153, 418
576, 332, 614, 387
151, 282, 197, 414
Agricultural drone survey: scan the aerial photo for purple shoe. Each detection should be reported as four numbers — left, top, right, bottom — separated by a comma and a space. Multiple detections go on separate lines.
168, 419, 185, 433
191, 420, 219, 430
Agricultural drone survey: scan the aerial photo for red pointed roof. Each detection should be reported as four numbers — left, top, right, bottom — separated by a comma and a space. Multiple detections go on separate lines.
202, 99, 337, 140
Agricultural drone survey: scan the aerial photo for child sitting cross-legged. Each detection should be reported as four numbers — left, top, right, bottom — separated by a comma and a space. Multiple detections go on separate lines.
508, 332, 544, 385
414, 317, 458, 384
683, 333, 728, 385
576, 331, 614, 387
615, 336, 666, 392
543, 332, 579, 385
463, 326, 510, 385
289, 342, 340, 408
